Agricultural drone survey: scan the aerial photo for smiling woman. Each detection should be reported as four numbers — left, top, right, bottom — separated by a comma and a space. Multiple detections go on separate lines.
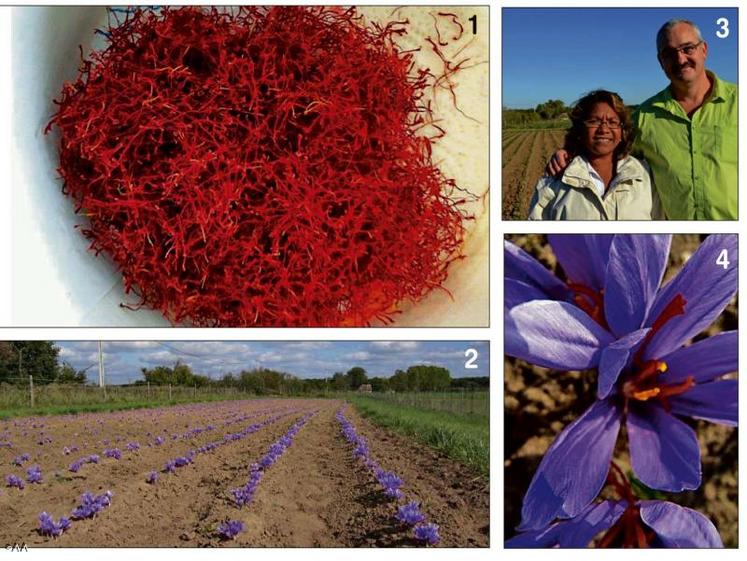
528, 90, 657, 220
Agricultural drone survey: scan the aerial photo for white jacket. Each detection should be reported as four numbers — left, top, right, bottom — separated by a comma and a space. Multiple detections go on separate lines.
528, 155, 660, 220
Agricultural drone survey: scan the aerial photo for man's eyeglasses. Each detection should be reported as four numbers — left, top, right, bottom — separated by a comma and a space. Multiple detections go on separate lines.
659, 41, 703, 59
583, 118, 622, 129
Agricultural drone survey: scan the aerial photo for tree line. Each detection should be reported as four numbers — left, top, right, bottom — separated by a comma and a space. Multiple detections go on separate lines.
0, 342, 89, 385
0, 342, 487, 394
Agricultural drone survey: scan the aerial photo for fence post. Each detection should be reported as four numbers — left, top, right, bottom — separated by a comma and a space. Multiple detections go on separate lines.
147, 381, 151, 399
169, 384, 172, 401
29, 375, 34, 408
193, 384, 196, 399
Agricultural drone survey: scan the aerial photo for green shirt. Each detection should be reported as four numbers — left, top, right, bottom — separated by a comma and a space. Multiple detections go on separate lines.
632, 71, 737, 220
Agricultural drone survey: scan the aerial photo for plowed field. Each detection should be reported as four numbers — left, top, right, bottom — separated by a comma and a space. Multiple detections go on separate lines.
502, 129, 565, 220
0, 399, 488, 547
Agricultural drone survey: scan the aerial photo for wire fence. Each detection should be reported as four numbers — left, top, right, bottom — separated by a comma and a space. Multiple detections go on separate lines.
360, 390, 489, 417
0, 381, 253, 410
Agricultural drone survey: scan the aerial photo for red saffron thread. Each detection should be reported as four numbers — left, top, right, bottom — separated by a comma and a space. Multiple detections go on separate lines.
46, 6, 474, 326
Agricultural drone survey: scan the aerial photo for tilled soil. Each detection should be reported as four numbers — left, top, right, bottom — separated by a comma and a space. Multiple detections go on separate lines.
0, 398, 488, 547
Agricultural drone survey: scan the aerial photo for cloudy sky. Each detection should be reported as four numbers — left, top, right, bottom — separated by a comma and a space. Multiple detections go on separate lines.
56, 341, 490, 385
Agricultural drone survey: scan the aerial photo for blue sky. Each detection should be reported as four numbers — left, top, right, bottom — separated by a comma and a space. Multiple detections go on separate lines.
56, 341, 490, 385
503, 8, 738, 108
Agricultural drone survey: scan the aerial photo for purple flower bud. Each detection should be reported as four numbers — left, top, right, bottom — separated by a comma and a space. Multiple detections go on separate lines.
217, 519, 244, 540
5, 474, 24, 489
413, 523, 440, 545
396, 502, 425, 526
146, 471, 158, 484
26, 465, 42, 484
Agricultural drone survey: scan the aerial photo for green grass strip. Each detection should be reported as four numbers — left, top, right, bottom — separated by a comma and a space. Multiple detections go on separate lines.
0, 394, 247, 420
348, 396, 489, 478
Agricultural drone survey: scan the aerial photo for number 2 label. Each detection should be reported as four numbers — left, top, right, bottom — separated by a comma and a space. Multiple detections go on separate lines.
464, 348, 478, 369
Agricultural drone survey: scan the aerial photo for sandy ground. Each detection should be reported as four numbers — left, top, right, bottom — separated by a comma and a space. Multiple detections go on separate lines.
0, 398, 488, 547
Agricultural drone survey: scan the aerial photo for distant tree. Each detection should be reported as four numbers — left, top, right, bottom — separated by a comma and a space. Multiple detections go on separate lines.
56, 362, 89, 384
0, 342, 60, 385
368, 376, 389, 392
346, 366, 368, 389
331, 371, 349, 391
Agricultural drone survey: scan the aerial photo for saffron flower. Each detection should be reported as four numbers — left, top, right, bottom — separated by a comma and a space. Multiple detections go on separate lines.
103, 448, 122, 460
71, 490, 113, 519
506, 234, 738, 531
26, 465, 42, 484
396, 502, 426, 526
507, 464, 722, 548
146, 471, 158, 484
217, 520, 244, 540
5, 474, 25, 489
38, 512, 71, 538
376, 470, 404, 499
413, 522, 440, 545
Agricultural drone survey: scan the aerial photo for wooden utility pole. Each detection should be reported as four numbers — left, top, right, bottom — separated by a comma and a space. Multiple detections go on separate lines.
98, 342, 105, 388
29, 375, 34, 408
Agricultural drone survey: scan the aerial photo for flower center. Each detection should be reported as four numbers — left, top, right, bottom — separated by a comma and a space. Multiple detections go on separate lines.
623, 293, 694, 408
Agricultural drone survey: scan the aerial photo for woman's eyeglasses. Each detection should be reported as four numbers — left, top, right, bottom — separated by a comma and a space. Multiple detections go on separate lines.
583, 118, 622, 129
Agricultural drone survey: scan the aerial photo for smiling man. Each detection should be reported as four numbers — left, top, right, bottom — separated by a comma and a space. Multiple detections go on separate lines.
633, 19, 737, 219
546, 19, 737, 220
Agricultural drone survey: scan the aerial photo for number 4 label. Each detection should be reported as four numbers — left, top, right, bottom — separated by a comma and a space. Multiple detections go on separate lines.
716, 248, 730, 269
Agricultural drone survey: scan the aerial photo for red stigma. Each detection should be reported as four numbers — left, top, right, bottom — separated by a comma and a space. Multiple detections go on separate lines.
567, 282, 609, 330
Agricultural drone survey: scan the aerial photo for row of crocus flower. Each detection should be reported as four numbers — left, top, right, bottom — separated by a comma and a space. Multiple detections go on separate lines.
31, 406, 306, 540
335, 405, 440, 546
505, 234, 737, 548
38, 490, 114, 538
218, 410, 319, 540
150, 409, 302, 483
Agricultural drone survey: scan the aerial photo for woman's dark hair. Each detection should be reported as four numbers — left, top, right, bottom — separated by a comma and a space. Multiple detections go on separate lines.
563, 90, 635, 159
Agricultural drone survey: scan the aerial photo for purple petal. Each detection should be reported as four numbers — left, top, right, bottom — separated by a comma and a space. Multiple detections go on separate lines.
604, 235, 671, 338
644, 234, 737, 361
548, 234, 613, 290
627, 403, 700, 492
661, 331, 737, 384
519, 399, 621, 531
507, 500, 626, 548
669, 380, 738, 426
639, 500, 723, 548
505, 279, 551, 310
506, 301, 614, 371
597, 328, 649, 399
505, 240, 570, 299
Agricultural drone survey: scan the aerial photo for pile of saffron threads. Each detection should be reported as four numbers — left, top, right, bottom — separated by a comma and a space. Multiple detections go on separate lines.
48, 6, 471, 326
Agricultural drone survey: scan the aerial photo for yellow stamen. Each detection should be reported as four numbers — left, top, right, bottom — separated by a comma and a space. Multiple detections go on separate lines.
632, 387, 661, 401
657, 361, 668, 373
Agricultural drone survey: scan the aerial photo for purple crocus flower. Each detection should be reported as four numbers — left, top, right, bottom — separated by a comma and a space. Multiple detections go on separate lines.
38, 512, 71, 538
146, 471, 158, 484
217, 519, 244, 540
5, 474, 25, 489
413, 522, 440, 545
506, 235, 738, 531
26, 465, 42, 484
396, 501, 426, 526
103, 448, 122, 460
70, 490, 113, 519
376, 470, 404, 499
507, 465, 723, 548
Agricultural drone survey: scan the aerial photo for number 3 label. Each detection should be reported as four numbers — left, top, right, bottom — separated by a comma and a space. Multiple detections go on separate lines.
716, 17, 729, 39
716, 248, 730, 269
464, 348, 478, 369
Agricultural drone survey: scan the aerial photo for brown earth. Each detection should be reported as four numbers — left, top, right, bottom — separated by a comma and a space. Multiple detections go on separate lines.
0, 398, 488, 547
502, 130, 565, 220
504, 234, 738, 547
